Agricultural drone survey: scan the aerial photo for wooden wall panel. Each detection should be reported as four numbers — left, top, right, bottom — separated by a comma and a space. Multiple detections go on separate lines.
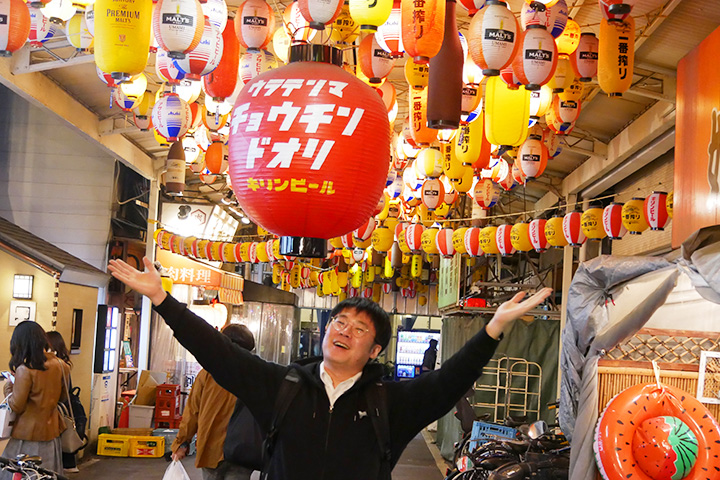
674, 25, 720, 247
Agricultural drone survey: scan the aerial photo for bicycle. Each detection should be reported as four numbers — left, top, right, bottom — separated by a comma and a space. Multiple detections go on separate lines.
0, 455, 69, 480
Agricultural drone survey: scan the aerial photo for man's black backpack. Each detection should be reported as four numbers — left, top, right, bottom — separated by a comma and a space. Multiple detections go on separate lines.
223, 367, 392, 479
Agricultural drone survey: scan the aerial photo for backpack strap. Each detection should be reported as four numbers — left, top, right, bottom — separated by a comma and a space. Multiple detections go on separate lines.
260, 367, 302, 479
366, 381, 392, 480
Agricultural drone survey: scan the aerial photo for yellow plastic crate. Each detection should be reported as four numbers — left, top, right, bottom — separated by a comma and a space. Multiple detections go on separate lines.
97, 434, 132, 457
128, 435, 165, 458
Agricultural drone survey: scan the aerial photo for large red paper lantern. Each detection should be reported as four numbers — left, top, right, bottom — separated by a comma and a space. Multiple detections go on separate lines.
496, 224, 515, 256
529, 218, 548, 252
602, 202, 627, 239
228, 46, 391, 257
644, 191, 670, 231
401, 0, 444, 63
235, 0, 274, 51
173, 16, 223, 80
467, 0, 518, 76
435, 228, 455, 258
203, 20, 240, 101
153, 0, 204, 60
562, 210, 586, 246
0, 0, 31, 56
512, 25, 558, 91
570, 32, 598, 81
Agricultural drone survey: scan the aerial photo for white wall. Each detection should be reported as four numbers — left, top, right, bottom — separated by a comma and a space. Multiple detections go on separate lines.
0, 85, 115, 269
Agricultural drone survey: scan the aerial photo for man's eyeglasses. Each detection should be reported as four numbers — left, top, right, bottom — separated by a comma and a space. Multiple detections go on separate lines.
330, 316, 371, 339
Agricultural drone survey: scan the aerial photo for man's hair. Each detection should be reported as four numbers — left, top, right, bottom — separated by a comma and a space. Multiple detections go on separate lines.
222, 324, 255, 351
429, 339, 438, 347
331, 297, 391, 352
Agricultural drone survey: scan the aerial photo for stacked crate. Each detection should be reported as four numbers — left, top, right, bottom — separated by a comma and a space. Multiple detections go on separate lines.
154, 384, 182, 428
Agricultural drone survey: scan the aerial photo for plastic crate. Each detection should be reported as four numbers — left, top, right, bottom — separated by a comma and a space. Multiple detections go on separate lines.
128, 435, 165, 458
469, 421, 517, 450
97, 434, 132, 457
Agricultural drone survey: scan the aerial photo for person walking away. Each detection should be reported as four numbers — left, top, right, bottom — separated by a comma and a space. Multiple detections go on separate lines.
1, 321, 69, 479
421, 339, 438, 373
171, 324, 257, 480
108, 257, 552, 480
46, 331, 80, 473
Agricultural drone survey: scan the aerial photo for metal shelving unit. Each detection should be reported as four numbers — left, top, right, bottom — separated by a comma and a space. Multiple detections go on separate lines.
472, 356, 542, 424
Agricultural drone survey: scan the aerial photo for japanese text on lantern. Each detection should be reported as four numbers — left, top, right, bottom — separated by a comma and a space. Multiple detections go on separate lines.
246, 178, 336, 194
230, 78, 365, 171
617, 35, 629, 80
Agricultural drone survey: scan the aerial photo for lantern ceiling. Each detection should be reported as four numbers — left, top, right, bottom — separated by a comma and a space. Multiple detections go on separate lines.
1, 0, 718, 219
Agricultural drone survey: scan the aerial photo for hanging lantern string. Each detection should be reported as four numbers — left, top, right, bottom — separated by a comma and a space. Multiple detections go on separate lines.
441, 181, 670, 224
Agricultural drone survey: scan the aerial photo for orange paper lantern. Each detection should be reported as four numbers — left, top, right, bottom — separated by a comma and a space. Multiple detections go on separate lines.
598, 16, 634, 97
401, 0, 445, 64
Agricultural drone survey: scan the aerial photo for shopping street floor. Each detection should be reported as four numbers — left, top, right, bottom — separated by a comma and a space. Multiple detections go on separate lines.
70, 431, 445, 480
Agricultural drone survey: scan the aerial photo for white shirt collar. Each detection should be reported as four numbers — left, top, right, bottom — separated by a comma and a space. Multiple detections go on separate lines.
319, 361, 363, 409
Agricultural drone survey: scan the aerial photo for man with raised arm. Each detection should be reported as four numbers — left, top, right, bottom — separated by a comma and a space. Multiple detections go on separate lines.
108, 257, 552, 480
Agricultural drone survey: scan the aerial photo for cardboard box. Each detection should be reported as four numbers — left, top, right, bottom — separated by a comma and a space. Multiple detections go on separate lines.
135, 370, 167, 406
128, 405, 155, 429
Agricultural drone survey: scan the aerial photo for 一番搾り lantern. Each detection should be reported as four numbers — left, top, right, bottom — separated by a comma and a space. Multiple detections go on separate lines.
227, 45, 391, 258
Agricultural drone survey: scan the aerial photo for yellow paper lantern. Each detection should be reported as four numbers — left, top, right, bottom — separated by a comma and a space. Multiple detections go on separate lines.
397, 229, 411, 253
452, 167, 474, 194
666, 191, 673, 219
581, 207, 606, 240
485, 76, 531, 147
404, 57, 430, 89
621, 197, 649, 234
349, 0, 392, 32
558, 78, 584, 103
598, 16, 635, 97
479, 226, 499, 254
510, 222, 533, 252
547, 55, 575, 93
544, 215, 568, 247
330, 6, 359, 43
329, 237, 344, 249
454, 117, 482, 167
371, 226, 395, 253
415, 147, 444, 178
452, 227, 468, 254
353, 236, 372, 249
94, 0, 152, 80
410, 253, 422, 278
256, 241, 269, 262
415, 204, 436, 227
421, 227, 440, 255
556, 17, 581, 56
442, 142, 465, 180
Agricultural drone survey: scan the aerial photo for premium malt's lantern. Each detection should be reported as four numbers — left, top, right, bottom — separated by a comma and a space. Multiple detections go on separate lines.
421, 178, 445, 211
228, 46, 390, 258
204, 21, 239, 101
544, 214, 567, 247
529, 84, 553, 118
581, 206, 605, 240
552, 94, 581, 126
235, 0, 274, 50
621, 197, 648, 234
468, 0, 518, 76
153, 0, 204, 60
644, 191, 670, 230
529, 218, 548, 252
562, 210, 586, 246
349, 0, 392, 32
512, 25, 558, 91
598, 16, 634, 97
518, 137, 548, 178
401, 0, 444, 64
359, 33, 395, 83
570, 32, 598, 81
94, 0, 152, 79
602, 202, 627, 239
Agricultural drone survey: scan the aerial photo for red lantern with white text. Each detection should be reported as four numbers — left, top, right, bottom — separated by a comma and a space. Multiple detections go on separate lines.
203, 20, 239, 101
464, 227, 483, 257
435, 228, 455, 257
529, 218, 548, 252
496, 224, 515, 256
602, 202, 627, 239
644, 191, 669, 231
562, 210, 586, 246
359, 33, 395, 83
228, 50, 390, 257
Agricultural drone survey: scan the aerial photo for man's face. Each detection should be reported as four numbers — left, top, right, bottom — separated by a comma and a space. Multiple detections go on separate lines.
322, 308, 382, 374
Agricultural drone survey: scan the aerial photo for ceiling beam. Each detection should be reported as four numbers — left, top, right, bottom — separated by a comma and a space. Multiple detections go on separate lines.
0, 56, 155, 179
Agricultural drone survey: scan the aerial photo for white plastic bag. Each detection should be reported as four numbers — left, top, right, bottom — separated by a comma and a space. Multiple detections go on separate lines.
162, 461, 191, 480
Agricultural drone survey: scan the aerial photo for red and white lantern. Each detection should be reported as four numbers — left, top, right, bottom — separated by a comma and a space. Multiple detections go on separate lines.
201, 0, 227, 30
602, 202, 627, 239
340, 232, 354, 249
247, 242, 258, 263
552, 95, 581, 126
382, 283, 393, 294
156, 49, 186, 84
474, 178, 499, 209
234, 0, 274, 51
298, 0, 344, 30
238, 49, 277, 85
0, 0, 31, 56
562, 210, 586, 246
496, 224, 515, 256
28, 6, 58, 47
358, 33, 395, 83
354, 217, 377, 240
529, 218, 548, 252
435, 228, 455, 258
405, 223, 425, 252
518, 137, 548, 178
464, 227, 483, 257
203, 20, 240, 101
153, 93, 192, 141
375, 0, 403, 57
228, 59, 390, 252
644, 192, 670, 231
153, 0, 204, 60
420, 178, 445, 211
467, 0, 519, 76
173, 17, 223, 81
512, 25, 558, 90
570, 32, 598, 82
